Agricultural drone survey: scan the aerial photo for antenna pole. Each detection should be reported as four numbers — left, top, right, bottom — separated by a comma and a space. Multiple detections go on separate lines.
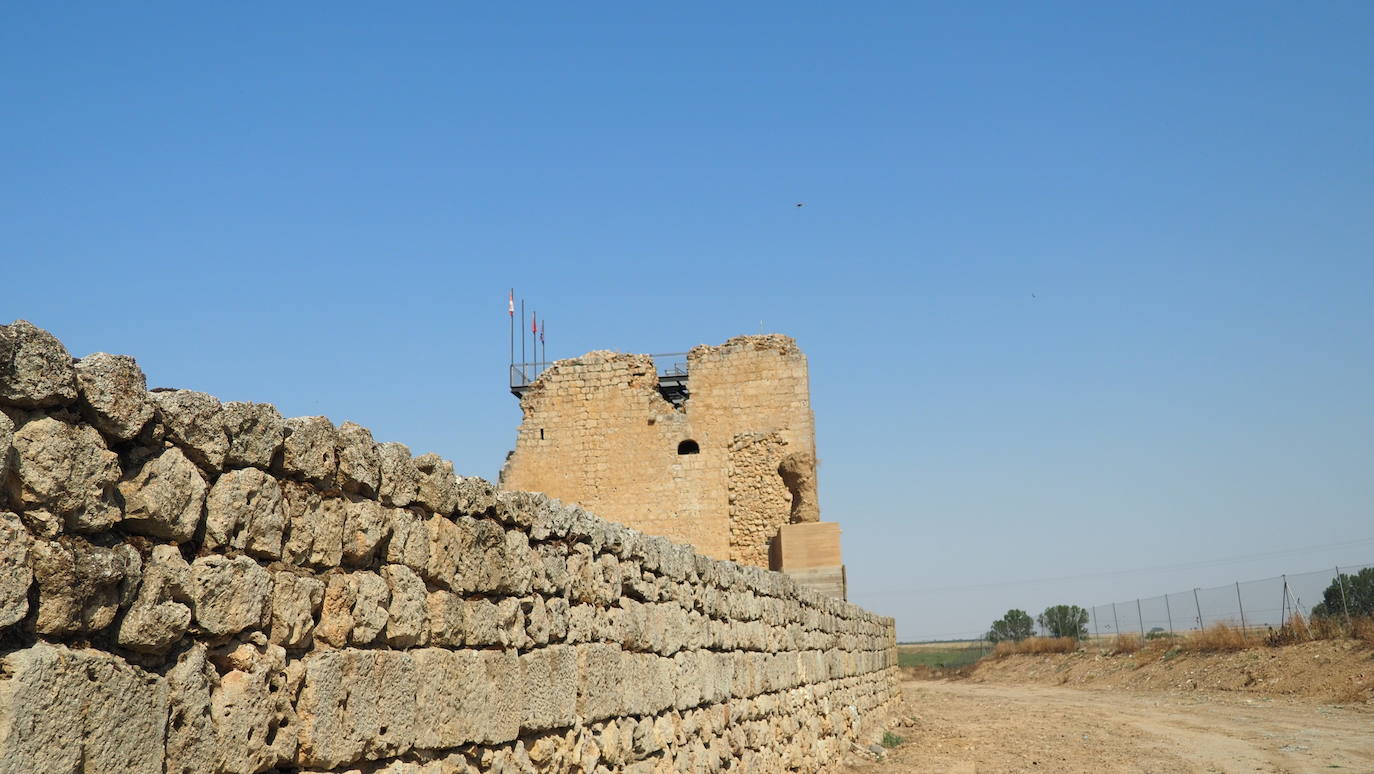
508, 288, 514, 371
520, 299, 526, 372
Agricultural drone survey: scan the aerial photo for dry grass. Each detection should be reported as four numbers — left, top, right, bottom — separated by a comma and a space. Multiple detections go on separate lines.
1181, 623, 1252, 652
1352, 617, 1374, 645
988, 637, 1078, 659
1108, 634, 1143, 655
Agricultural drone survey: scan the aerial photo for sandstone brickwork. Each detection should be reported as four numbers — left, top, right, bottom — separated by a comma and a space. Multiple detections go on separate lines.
0, 321, 899, 774
501, 336, 824, 570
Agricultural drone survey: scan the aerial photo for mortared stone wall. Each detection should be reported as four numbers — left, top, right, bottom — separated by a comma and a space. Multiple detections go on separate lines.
0, 321, 898, 774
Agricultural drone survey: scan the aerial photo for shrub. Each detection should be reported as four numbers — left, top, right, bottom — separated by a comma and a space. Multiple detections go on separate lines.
881, 732, 904, 749
1110, 634, 1143, 654
1183, 623, 1250, 652
989, 636, 1078, 658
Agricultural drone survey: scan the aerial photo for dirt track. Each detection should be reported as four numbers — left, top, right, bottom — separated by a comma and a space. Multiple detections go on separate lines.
845, 678, 1374, 773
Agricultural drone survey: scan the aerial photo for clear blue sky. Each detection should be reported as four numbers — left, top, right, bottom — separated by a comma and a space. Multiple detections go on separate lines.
4, 3, 1371, 639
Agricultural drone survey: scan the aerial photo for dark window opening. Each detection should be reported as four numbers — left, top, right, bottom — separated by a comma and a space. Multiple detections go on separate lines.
539, 428, 545, 440
677, 439, 700, 455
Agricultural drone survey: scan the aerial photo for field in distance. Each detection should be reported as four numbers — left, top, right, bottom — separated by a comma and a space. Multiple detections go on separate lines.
896, 641, 989, 669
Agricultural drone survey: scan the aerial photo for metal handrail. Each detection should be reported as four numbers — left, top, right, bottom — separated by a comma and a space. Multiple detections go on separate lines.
510, 352, 691, 389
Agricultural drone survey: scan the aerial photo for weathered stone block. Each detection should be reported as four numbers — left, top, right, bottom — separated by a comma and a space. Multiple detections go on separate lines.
382, 564, 426, 647
520, 645, 578, 731
0, 512, 32, 628
116, 544, 193, 653
282, 482, 345, 569
0, 320, 77, 409
190, 554, 271, 636
152, 389, 229, 472
277, 416, 338, 488
385, 506, 429, 573
0, 643, 167, 774
73, 352, 154, 440
576, 643, 624, 722
205, 466, 287, 559
412, 648, 522, 748
376, 441, 420, 507
413, 452, 459, 514
463, 597, 525, 648
222, 401, 285, 469
425, 588, 464, 647
350, 570, 390, 645
269, 570, 325, 648
336, 421, 381, 497
6, 414, 120, 535
295, 649, 417, 768
31, 535, 130, 635
118, 446, 207, 542
342, 495, 389, 566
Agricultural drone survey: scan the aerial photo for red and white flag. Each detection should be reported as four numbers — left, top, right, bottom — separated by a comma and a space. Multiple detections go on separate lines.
507, 290, 515, 316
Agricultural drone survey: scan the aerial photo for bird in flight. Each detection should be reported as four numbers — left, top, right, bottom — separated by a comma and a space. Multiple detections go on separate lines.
795, 202, 805, 207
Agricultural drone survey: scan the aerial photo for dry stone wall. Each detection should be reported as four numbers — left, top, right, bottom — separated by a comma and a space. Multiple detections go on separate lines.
0, 321, 899, 774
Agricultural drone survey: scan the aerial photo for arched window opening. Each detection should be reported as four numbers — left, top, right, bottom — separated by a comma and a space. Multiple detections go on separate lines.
677, 439, 700, 455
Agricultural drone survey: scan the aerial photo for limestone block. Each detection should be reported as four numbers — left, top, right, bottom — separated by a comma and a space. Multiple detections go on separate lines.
73, 352, 154, 440
463, 597, 525, 648
282, 482, 345, 569
425, 588, 464, 647
152, 389, 229, 472
622, 652, 674, 717
205, 466, 287, 559
222, 400, 285, 469
524, 594, 550, 646
296, 649, 418, 767
413, 452, 459, 514
116, 544, 194, 653
424, 514, 463, 589
0, 411, 10, 488
165, 644, 219, 774
384, 506, 429, 573
576, 643, 624, 722
342, 495, 389, 566
0, 512, 32, 628
0, 643, 167, 774
316, 573, 356, 647
454, 475, 499, 517
350, 571, 390, 645
412, 648, 522, 748
377, 441, 419, 507
210, 642, 300, 774
0, 320, 77, 408
519, 644, 578, 732
190, 554, 272, 636
269, 571, 325, 648
382, 564, 427, 647
6, 414, 120, 535
335, 421, 381, 497
277, 416, 338, 488
118, 446, 207, 542
30, 535, 130, 635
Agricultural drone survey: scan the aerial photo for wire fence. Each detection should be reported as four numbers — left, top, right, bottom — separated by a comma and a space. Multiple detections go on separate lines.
1081, 562, 1372, 640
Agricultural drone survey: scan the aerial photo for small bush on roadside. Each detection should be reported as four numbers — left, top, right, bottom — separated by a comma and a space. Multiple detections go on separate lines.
881, 732, 904, 748
989, 636, 1078, 658
1353, 616, 1374, 645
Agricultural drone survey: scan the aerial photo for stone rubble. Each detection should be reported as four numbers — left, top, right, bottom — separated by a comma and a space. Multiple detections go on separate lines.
0, 320, 900, 774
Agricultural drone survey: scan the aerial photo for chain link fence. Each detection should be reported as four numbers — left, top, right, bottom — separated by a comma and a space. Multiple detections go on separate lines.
1083, 563, 1372, 640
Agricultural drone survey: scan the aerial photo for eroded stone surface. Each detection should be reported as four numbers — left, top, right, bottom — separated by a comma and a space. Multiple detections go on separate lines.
74, 352, 154, 440
377, 441, 419, 507
6, 414, 121, 535
118, 446, 207, 542
205, 467, 287, 559
336, 421, 381, 497
269, 571, 325, 648
152, 390, 229, 472
31, 535, 130, 635
190, 554, 272, 636
0, 511, 32, 627
222, 401, 285, 469
277, 416, 338, 488
414, 452, 460, 514
0, 320, 78, 409
0, 643, 168, 774
117, 544, 194, 653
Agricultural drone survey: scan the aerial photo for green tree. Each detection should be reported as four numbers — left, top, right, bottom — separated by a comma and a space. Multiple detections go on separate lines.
987, 609, 1035, 643
1038, 605, 1089, 639
1311, 567, 1374, 619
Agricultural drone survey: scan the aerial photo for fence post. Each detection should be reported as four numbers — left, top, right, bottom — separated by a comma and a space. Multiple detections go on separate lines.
1136, 599, 1145, 638
1235, 581, 1247, 634
1164, 593, 1174, 636
1336, 566, 1352, 628
1091, 606, 1100, 640
1193, 588, 1203, 630
1112, 602, 1121, 637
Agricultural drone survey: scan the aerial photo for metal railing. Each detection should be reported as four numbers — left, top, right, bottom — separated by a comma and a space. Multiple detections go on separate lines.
509, 352, 691, 392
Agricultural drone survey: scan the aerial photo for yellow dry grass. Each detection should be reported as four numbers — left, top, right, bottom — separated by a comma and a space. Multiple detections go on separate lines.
988, 637, 1078, 659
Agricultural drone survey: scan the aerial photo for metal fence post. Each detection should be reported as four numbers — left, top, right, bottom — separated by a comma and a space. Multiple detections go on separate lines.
1336, 566, 1352, 628
1091, 606, 1099, 640
1136, 598, 1145, 638
1235, 581, 1247, 633
1164, 593, 1174, 636
1193, 588, 1203, 630
1112, 602, 1120, 637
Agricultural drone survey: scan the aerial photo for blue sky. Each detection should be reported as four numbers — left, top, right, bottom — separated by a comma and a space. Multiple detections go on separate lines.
4, 2, 1371, 639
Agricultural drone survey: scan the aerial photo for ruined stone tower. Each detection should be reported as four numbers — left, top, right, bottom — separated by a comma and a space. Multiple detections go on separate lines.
501, 334, 846, 597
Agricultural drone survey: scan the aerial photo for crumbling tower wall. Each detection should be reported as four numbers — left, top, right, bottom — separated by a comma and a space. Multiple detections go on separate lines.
501, 335, 831, 576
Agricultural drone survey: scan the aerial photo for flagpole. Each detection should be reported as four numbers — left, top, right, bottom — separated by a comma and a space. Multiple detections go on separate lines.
508, 289, 514, 371
520, 299, 525, 370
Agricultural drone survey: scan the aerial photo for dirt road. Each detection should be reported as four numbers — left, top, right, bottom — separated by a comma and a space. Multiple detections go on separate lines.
845, 678, 1374, 773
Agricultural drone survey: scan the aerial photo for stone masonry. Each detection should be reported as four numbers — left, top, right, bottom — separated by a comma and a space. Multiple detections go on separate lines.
0, 321, 899, 774
501, 336, 827, 572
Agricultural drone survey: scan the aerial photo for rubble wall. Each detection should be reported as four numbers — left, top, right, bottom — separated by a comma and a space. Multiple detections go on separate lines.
501, 335, 819, 567
0, 321, 899, 774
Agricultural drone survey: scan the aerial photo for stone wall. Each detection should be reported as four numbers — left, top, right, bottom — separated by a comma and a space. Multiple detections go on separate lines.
0, 321, 899, 774
501, 336, 821, 568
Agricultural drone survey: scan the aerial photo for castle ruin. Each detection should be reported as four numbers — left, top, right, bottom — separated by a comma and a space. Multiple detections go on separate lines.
501, 335, 847, 598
